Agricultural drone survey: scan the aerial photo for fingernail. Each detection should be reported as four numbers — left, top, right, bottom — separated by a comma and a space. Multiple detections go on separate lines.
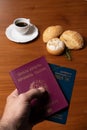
38, 87, 46, 93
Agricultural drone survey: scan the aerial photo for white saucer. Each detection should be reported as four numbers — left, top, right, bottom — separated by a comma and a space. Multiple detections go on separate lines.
5, 24, 39, 43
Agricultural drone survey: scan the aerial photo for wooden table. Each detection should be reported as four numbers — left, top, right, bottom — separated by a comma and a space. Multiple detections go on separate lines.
0, 0, 87, 130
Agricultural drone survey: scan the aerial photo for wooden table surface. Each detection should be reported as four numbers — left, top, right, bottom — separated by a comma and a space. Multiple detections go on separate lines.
0, 0, 87, 130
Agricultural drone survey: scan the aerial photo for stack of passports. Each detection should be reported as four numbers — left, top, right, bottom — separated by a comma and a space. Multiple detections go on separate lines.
10, 57, 76, 124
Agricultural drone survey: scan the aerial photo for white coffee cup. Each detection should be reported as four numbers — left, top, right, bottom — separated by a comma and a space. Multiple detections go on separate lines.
13, 18, 30, 35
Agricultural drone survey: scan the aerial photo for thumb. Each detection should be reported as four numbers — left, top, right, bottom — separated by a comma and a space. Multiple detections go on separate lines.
20, 87, 46, 102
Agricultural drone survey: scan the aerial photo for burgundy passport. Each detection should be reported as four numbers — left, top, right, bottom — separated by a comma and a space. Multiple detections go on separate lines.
10, 57, 68, 117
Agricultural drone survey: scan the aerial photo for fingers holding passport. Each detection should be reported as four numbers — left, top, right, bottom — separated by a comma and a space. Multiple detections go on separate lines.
25, 87, 49, 125
26, 87, 46, 102
19, 87, 49, 124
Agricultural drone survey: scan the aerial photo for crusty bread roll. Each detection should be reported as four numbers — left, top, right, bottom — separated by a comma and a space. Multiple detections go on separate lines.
46, 38, 65, 55
60, 30, 84, 49
43, 25, 63, 43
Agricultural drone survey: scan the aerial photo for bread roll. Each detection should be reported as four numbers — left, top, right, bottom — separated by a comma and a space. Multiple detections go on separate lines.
43, 25, 63, 43
46, 38, 65, 55
60, 30, 84, 49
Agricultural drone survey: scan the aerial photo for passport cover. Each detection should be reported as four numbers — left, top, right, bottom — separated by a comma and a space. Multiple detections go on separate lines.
47, 64, 76, 124
10, 57, 68, 117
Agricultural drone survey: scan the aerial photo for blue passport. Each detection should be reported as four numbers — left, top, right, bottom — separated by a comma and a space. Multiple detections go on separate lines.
47, 64, 76, 124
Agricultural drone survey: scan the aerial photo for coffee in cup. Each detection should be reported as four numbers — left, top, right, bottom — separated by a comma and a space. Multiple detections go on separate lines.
13, 18, 30, 34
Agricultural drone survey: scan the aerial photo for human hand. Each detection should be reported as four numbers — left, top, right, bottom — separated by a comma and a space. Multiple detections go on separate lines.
0, 87, 47, 130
